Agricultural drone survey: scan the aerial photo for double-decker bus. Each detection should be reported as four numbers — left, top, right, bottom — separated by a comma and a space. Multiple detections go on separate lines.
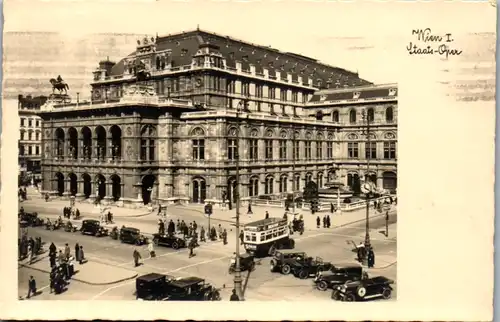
243, 217, 295, 257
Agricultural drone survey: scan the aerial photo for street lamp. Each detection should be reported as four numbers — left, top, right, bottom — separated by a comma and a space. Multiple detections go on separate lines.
360, 108, 373, 266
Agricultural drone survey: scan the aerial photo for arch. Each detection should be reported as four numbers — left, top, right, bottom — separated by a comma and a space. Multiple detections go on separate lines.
265, 175, 274, 195
347, 133, 358, 140
367, 107, 375, 122
110, 174, 121, 201
279, 130, 288, 139
365, 172, 377, 185
95, 174, 106, 200
141, 124, 156, 137
279, 174, 288, 193
317, 133, 324, 141
227, 177, 237, 203
293, 130, 301, 140
327, 132, 335, 140
81, 126, 92, 160
141, 174, 156, 205
347, 172, 361, 195
305, 131, 313, 140
293, 173, 301, 191
265, 128, 275, 138
385, 106, 394, 122
68, 173, 78, 196
250, 128, 259, 137
55, 128, 65, 157
384, 132, 397, 140
190, 127, 205, 137
192, 177, 207, 203
82, 173, 92, 198
248, 176, 259, 197
110, 125, 122, 160
332, 110, 339, 123
305, 172, 313, 183
317, 172, 324, 188
382, 171, 397, 191
95, 125, 107, 160
327, 169, 336, 182
54, 172, 64, 196
68, 127, 78, 159
349, 109, 357, 124
227, 127, 239, 137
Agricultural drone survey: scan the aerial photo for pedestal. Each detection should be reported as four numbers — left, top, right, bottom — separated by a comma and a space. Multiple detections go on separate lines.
75, 193, 86, 201
103, 196, 113, 205
62, 192, 71, 200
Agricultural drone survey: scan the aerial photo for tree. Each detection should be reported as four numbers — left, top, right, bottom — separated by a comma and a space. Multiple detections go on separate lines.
303, 181, 318, 202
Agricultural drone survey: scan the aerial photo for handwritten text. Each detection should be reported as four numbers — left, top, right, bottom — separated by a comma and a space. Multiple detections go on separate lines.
407, 28, 462, 58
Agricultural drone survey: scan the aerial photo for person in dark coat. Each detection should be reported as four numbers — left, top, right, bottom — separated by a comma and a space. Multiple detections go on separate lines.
27, 276, 37, 299
265, 211, 269, 219
176, 219, 181, 232
330, 203, 334, 214
75, 208, 80, 219
230, 289, 240, 301
193, 221, 198, 232
158, 220, 165, 235
322, 216, 327, 228
222, 229, 228, 245
133, 249, 141, 267
167, 220, 175, 236
200, 226, 206, 242
239, 231, 244, 245
183, 225, 189, 239
247, 204, 253, 215
368, 248, 375, 268
78, 246, 85, 264
316, 216, 321, 228
75, 243, 80, 261
326, 215, 331, 228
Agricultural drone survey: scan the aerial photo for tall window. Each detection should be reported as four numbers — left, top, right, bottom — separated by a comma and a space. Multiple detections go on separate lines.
249, 139, 258, 161
386, 107, 394, 123
265, 140, 273, 160
280, 89, 287, 102
28, 146, 32, 155
227, 139, 237, 160
279, 175, 288, 193
35, 132, 40, 141
21, 132, 25, 140
292, 91, 298, 103
349, 110, 357, 123
140, 125, 156, 161
192, 139, 205, 160
348, 142, 359, 159
305, 173, 313, 183
249, 177, 259, 197
35, 146, 40, 155
293, 141, 300, 160
226, 80, 235, 94
294, 174, 300, 191
327, 142, 333, 159
242, 82, 250, 96
279, 140, 287, 160
20, 145, 25, 155
28, 119, 32, 127
302, 93, 308, 104
365, 142, 377, 160
36, 120, 40, 127
332, 110, 339, 122
265, 176, 274, 194
317, 173, 323, 188
21, 118, 25, 126
384, 142, 396, 159
269, 87, 276, 100
255, 85, 263, 98
367, 108, 375, 122
28, 132, 32, 141
305, 141, 312, 160
316, 141, 323, 159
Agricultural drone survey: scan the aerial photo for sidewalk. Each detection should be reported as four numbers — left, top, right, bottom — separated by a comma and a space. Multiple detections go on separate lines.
19, 257, 138, 285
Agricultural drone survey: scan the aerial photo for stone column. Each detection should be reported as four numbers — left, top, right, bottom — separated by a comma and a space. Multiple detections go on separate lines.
92, 133, 98, 161
107, 135, 113, 162
104, 181, 113, 204
75, 179, 85, 200
62, 178, 71, 199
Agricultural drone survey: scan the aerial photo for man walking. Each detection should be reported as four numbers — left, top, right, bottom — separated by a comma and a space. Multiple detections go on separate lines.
27, 276, 37, 299
133, 249, 142, 267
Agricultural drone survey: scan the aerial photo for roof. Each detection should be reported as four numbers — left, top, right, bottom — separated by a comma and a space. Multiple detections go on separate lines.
108, 29, 371, 89
169, 276, 205, 288
121, 227, 140, 233
137, 273, 170, 282
308, 84, 398, 103
245, 217, 286, 227
18, 95, 48, 109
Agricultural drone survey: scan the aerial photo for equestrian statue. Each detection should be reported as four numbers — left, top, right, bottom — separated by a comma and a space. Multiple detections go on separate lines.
49, 75, 70, 95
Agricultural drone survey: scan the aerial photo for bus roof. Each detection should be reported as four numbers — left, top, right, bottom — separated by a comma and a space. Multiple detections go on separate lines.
245, 217, 286, 228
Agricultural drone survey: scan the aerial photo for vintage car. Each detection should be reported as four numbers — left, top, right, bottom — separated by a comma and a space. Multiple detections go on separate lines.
135, 273, 221, 301
80, 219, 109, 237
152, 233, 186, 249
229, 253, 255, 274
270, 250, 307, 275
19, 212, 44, 227
333, 276, 394, 301
314, 265, 368, 291
290, 256, 334, 279
120, 227, 149, 245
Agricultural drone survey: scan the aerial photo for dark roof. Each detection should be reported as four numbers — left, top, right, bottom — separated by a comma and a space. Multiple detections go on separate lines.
309, 85, 398, 103
108, 29, 371, 89
169, 276, 205, 288
18, 95, 48, 109
245, 217, 286, 227
121, 227, 140, 233
137, 273, 171, 282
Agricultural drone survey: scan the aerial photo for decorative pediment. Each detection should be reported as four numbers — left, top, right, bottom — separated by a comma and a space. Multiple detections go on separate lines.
327, 132, 334, 140
190, 127, 205, 137
250, 128, 259, 137
347, 133, 358, 140
305, 131, 313, 140
265, 128, 275, 138
280, 130, 288, 139
227, 127, 238, 137
384, 132, 396, 140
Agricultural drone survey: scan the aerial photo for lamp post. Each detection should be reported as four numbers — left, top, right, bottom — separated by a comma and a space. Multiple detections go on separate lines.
291, 123, 296, 217
360, 108, 373, 266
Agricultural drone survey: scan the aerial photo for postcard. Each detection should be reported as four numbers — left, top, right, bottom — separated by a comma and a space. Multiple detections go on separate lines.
0, 0, 495, 320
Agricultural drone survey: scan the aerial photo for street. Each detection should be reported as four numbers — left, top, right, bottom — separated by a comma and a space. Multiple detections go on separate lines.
18, 202, 397, 301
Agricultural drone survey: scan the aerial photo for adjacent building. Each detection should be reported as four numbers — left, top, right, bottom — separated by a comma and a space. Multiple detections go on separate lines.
38, 29, 397, 208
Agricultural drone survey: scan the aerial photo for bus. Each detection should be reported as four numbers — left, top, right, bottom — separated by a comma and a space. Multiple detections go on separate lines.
243, 217, 295, 257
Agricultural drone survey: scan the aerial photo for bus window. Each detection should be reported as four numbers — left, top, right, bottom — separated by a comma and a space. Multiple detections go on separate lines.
245, 235, 251, 241
273, 230, 278, 238
266, 233, 272, 240
260, 234, 265, 242
251, 234, 256, 242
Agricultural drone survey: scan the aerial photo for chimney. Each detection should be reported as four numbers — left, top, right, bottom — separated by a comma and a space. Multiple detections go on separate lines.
99, 57, 116, 76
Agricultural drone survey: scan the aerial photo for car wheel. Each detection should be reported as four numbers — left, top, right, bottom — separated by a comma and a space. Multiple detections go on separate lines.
317, 281, 329, 291
281, 264, 291, 275
331, 290, 339, 300
298, 270, 309, 279
344, 293, 355, 302
382, 288, 392, 299
172, 242, 179, 249
356, 286, 367, 298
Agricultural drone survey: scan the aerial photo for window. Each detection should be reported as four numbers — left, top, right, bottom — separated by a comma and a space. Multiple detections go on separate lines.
226, 80, 235, 94
227, 139, 237, 160
280, 89, 287, 102
292, 91, 298, 103
21, 132, 25, 140
268, 87, 275, 100
293, 141, 299, 160
279, 175, 288, 193
349, 110, 357, 123
327, 142, 333, 159
281, 105, 286, 116
256, 101, 262, 112
242, 82, 250, 96
265, 140, 273, 160
36, 132, 40, 141
305, 141, 312, 160
384, 141, 396, 159
305, 173, 313, 183
36, 120, 40, 127
365, 142, 377, 159
249, 177, 259, 197
28, 119, 32, 127
35, 146, 40, 155
317, 173, 323, 188
172, 78, 180, 92
20, 118, 25, 126
192, 139, 205, 160
20, 145, 25, 156
255, 85, 263, 98
294, 175, 300, 191
332, 110, 339, 122
140, 125, 156, 161
367, 108, 375, 122
28, 132, 32, 141
386, 107, 394, 123
249, 139, 258, 161
348, 142, 359, 158
302, 93, 308, 104
316, 141, 323, 159
279, 140, 287, 160
28, 146, 32, 155
265, 176, 274, 194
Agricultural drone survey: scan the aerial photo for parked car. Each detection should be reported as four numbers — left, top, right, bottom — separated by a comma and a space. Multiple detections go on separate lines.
314, 265, 368, 291
80, 219, 109, 237
270, 250, 307, 275
290, 256, 334, 279
152, 233, 186, 249
19, 212, 44, 227
333, 276, 394, 302
120, 227, 148, 245
135, 273, 221, 301
229, 253, 255, 274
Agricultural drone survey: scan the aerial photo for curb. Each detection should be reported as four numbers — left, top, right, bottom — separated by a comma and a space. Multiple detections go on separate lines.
19, 262, 138, 286
367, 260, 397, 270
20, 204, 151, 219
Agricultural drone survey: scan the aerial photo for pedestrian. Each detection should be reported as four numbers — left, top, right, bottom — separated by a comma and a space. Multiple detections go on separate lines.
265, 211, 269, 219
193, 221, 198, 232
168, 219, 175, 236
49, 242, 56, 256
27, 276, 37, 299
239, 231, 244, 245
148, 241, 156, 258
28, 244, 34, 264
176, 219, 181, 232
247, 204, 253, 215
368, 248, 375, 268
188, 239, 195, 258
222, 229, 228, 245
157, 204, 162, 216
78, 246, 85, 264
75, 208, 80, 219
316, 216, 320, 229
74, 243, 80, 262
200, 226, 206, 242
183, 225, 189, 239
230, 289, 240, 301
322, 216, 327, 228
133, 249, 142, 267
64, 243, 71, 260
326, 214, 331, 228
218, 224, 223, 238
211, 226, 217, 240
58, 250, 65, 265
330, 202, 334, 214
49, 269, 56, 293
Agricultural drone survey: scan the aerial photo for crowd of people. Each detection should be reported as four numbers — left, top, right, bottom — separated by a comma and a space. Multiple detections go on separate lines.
156, 218, 229, 246
18, 234, 43, 264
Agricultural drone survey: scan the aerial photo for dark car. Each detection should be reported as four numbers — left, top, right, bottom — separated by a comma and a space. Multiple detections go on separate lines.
314, 265, 368, 291
229, 253, 255, 274
333, 276, 394, 301
152, 233, 186, 249
120, 227, 148, 245
19, 212, 44, 227
135, 273, 221, 301
270, 250, 307, 275
291, 256, 334, 279
80, 219, 109, 237
290, 218, 304, 235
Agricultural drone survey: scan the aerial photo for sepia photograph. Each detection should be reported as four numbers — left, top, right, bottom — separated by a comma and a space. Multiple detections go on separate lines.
1, 0, 495, 320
